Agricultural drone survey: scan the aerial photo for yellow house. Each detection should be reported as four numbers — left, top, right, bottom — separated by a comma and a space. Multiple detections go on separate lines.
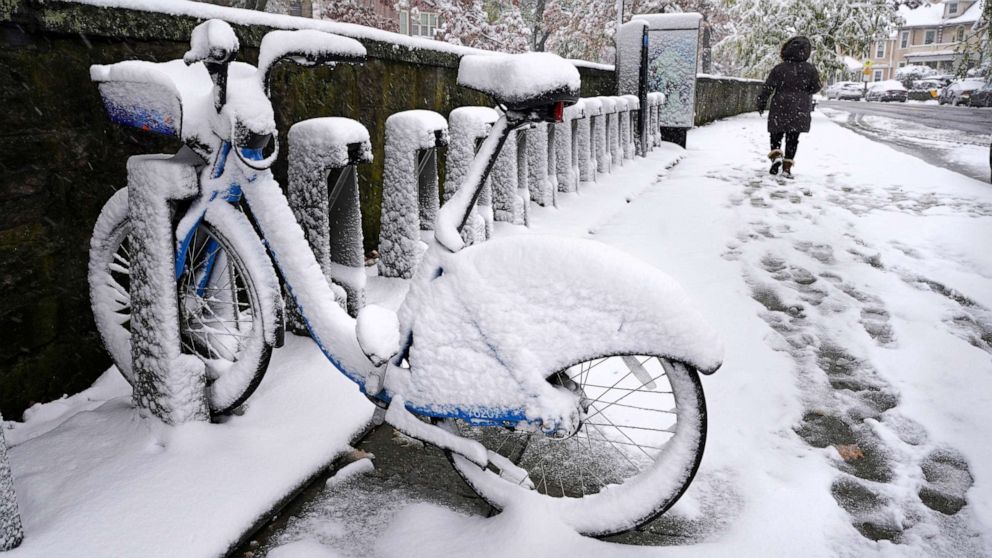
866, 0, 984, 81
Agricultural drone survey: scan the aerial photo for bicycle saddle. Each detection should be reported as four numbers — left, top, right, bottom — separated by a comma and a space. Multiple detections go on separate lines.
457, 53, 580, 112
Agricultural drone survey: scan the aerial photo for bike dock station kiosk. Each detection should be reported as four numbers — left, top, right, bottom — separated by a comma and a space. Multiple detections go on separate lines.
616, 13, 702, 150
378, 110, 449, 280
288, 117, 373, 318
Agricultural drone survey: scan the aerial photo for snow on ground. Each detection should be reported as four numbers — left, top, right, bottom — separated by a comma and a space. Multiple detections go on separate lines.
267, 111, 992, 557
820, 106, 991, 183
3, 336, 374, 557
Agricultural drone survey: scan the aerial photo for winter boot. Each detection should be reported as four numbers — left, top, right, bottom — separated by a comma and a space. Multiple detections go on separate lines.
782, 159, 795, 179
768, 149, 783, 175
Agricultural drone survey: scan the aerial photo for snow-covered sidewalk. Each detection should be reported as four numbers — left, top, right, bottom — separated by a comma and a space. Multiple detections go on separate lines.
266, 112, 992, 557
3, 336, 375, 557
6, 110, 992, 558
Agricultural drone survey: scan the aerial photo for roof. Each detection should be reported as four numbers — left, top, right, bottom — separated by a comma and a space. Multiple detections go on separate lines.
898, 0, 983, 28
899, 3, 945, 28
945, 0, 983, 25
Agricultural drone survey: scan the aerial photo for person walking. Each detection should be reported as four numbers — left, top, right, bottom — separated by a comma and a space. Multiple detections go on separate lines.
756, 36, 821, 179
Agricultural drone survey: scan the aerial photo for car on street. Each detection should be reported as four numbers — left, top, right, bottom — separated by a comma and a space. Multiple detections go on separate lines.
968, 81, 992, 107
939, 78, 987, 106
908, 79, 942, 101
825, 81, 864, 100
865, 80, 908, 102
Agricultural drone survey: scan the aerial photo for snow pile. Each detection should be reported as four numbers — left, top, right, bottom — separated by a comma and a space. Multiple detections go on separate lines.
183, 18, 239, 64
376, 500, 621, 558
457, 53, 580, 105
394, 235, 723, 425
4, 336, 374, 557
378, 110, 449, 279
355, 304, 400, 367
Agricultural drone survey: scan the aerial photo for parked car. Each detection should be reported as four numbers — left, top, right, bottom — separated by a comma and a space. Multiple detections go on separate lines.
865, 80, 908, 102
939, 78, 987, 105
968, 81, 992, 107
825, 81, 864, 100
908, 79, 942, 101
826, 81, 864, 101
930, 75, 955, 88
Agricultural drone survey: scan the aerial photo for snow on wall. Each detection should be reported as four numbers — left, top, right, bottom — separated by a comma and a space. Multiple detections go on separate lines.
378, 110, 448, 279
288, 117, 370, 317
126, 155, 209, 424
0, 410, 23, 551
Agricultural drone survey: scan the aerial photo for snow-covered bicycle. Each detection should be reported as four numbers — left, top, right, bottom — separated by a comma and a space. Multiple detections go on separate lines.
87, 19, 723, 536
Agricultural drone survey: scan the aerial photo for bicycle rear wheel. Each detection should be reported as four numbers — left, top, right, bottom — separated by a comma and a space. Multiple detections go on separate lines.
444, 355, 706, 537
88, 188, 276, 415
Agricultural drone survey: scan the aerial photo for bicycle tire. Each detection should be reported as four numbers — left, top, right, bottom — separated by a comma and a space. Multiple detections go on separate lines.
443, 354, 707, 537
88, 188, 275, 415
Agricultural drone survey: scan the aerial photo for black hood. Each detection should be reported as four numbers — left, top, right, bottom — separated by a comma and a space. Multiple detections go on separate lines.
781, 36, 812, 62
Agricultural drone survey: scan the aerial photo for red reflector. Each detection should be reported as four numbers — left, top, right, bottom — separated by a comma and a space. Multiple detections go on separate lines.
553, 101, 565, 122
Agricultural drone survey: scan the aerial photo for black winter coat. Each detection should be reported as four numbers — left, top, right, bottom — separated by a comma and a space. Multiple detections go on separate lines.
756, 37, 822, 134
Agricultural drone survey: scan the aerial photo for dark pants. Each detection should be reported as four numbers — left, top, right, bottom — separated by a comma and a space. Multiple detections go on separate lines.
770, 132, 801, 160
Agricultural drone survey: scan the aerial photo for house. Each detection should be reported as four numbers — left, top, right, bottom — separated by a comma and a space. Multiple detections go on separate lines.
865, 0, 984, 81
334, 0, 440, 38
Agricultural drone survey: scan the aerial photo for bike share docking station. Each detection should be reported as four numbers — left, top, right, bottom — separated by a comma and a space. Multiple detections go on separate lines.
127, 153, 211, 424
287, 117, 373, 321
616, 14, 702, 150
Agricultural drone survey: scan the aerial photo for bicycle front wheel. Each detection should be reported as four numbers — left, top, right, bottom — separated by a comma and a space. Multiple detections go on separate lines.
88, 188, 276, 415
444, 355, 707, 537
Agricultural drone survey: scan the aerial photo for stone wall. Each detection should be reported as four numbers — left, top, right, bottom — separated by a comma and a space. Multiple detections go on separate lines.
695, 75, 765, 125
0, 0, 758, 417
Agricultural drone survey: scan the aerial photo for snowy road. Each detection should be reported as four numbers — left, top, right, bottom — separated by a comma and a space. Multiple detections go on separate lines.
256, 111, 992, 558
819, 100, 991, 183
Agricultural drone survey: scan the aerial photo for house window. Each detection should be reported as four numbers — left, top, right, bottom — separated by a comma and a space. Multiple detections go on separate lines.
948, 2, 958, 14
873, 69, 883, 81
875, 41, 885, 58
900, 31, 909, 49
956, 26, 965, 42
399, 10, 409, 34
288, 0, 302, 17
924, 30, 936, 44
410, 12, 438, 37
